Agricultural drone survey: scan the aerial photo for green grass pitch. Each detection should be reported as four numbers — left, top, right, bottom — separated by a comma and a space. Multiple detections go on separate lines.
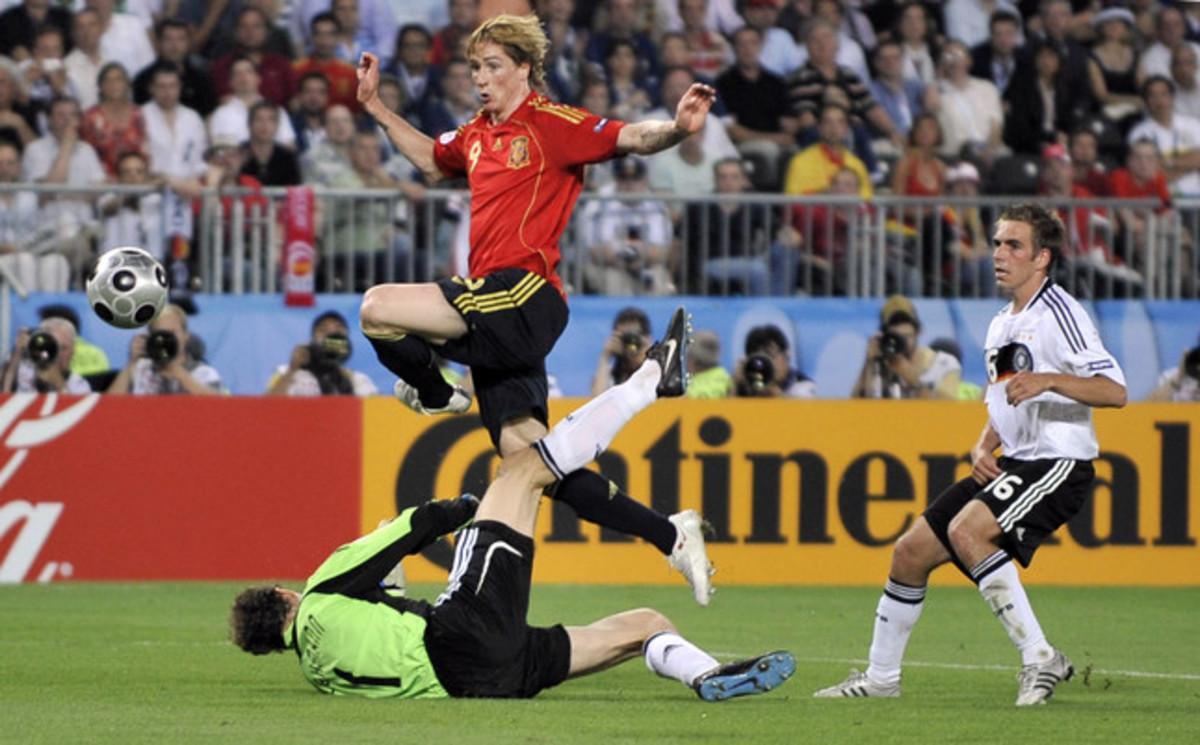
2, 583, 1197, 744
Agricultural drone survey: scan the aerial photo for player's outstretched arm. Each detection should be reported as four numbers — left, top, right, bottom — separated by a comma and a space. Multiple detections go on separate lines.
357, 53, 443, 183
615, 83, 715, 156
1005, 371, 1127, 408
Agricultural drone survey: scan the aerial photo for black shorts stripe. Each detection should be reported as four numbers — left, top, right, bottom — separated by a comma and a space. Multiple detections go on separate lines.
333, 668, 401, 687
997, 459, 1074, 531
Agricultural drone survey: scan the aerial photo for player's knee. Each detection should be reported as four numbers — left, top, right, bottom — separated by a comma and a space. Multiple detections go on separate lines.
892, 528, 935, 577
359, 287, 397, 336
496, 447, 553, 491
946, 513, 979, 553
631, 607, 676, 638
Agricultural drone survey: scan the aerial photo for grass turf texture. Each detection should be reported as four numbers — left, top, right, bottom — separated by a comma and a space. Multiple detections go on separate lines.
1, 584, 1196, 744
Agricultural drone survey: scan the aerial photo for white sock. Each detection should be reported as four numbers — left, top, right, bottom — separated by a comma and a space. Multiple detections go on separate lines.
536, 363, 661, 478
974, 556, 1054, 666
865, 579, 925, 686
643, 631, 719, 688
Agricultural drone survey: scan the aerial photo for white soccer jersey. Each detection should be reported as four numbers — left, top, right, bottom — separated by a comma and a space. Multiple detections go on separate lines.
984, 280, 1125, 461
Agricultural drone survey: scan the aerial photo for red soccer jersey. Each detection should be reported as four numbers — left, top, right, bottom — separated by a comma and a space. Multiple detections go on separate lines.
432, 91, 625, 294
1108, 167, 1172, 212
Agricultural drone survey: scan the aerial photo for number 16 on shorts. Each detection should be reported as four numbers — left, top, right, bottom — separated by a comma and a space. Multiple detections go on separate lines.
983, 473, 1024, 501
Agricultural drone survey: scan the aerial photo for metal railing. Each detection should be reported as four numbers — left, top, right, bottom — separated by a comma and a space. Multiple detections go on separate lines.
1, 183, 1195, 300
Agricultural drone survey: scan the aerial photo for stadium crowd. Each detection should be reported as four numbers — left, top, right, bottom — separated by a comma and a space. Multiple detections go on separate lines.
0, 0, 1198, 297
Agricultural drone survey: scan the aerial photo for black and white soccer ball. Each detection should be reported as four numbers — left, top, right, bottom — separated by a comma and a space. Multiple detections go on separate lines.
85, 247, 169, 329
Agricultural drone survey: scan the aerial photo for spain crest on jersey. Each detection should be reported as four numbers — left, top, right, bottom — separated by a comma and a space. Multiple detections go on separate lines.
507, 136, 530, 169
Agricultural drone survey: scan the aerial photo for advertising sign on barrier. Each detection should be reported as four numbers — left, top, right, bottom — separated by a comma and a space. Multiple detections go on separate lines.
0, 395, 361, 582
362, 399, 1200, 587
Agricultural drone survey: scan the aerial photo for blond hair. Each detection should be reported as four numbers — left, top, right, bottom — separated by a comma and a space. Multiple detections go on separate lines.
467, 13, 549, 87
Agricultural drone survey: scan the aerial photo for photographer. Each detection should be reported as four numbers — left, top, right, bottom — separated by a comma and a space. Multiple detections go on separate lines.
267, 310, 378, 396
852, 296, 962, 400
0, 317, 91, 394
107, 304, 224, 395
591, 307, 652, 395
733, 324, 816, 398
1148, 345, 1200, 402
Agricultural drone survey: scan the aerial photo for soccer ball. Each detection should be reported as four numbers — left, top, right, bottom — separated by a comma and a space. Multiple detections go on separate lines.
86, 247, 169, 329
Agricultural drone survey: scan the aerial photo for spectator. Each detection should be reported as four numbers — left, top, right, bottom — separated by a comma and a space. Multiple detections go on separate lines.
647, 127, 720, 195
540, 0, 586, 104
742, 0, 800, 78
716, 26, 796, 187
374, 74, 420, 179
291, 72, 330, 154
1028, 0, 1094, 113
141, 64, 207, 184
64, 8, 107, 110
590, 306, 651, 395
654, 0, 743, 37
37, 303, 109, 379
80, 62, 147, 177
1147, 344, 1200, 401
0, 59, 37, 147
787, 19, 901, 147
0, 140, 70, 291
942, 161, 994, 295
294, 12, 360, 113
0, 319, 91, 394
131, 20, 217, 118
1171, 44, 1200, 120
784, 104, 872, 198
929, 40, 1003, 160
1002, 41, 1072, 156
824, 0, 877, 56
806, 0, 871, 82
212, 7, 297, 109
97, 150, 163, 258
291, 0, 398, 62
1069, 126, 1110, 196
946, 0, 1021, 50
927, 337, 982, 400
1139, 4, 1200, 82
431, 0, 479, 66
1087, 6, 1142, 128
893, 1, 939, 86
108, 304, 224, 395
679, 0, 732, 79
19, 26, 75, 117
851, 295, 962, 400
240, 0, 300, 60
22, 95, 107, 282
240, 102, 302, 186
733, 323, 815, 398
301, 103, 356, 185
1128, 76, 1200, 196
332, 0, 399, 63
209, 56, 297, 149
605, 39, 656, 123
685, 329, 732, 399
869, 40, 927, 140
388, 23, 440, 115
581, 156, 674, 295
787, 167, 869, 295
1110, 138, 1173, 264
685, 158, 774, 295
267, 310, 378, 396
969, 7, 1023, 95
0, 0, 73, 62
586, 0, 659, 78
417, 59, 477, 135
90, 0, 155, 78
643, 66, 737, 164
892, 112, 945, 204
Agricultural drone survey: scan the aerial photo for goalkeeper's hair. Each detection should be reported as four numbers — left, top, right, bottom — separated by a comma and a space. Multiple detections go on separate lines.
467, 14, 549, 87
230, 586, 291, 655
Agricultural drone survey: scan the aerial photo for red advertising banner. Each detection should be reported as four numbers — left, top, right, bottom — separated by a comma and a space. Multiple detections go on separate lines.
0, 395, 361, 582
283, 186, 316, 307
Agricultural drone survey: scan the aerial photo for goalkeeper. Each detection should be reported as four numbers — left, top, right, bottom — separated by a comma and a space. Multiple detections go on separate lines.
230, 308, 793, 702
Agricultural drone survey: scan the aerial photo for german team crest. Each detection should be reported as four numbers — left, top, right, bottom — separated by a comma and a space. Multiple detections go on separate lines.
507, 136, 530, 169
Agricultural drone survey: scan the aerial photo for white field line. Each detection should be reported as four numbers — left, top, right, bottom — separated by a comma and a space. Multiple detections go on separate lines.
712, 654, 1200, 682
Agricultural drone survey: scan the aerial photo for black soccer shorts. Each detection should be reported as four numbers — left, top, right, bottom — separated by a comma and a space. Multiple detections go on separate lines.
924, 456, 1095, 569
423, 520, 571, 699
436, 269, 569, 447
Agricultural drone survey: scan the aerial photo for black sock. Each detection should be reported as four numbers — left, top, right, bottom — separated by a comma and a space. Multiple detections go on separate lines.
553, 469, 677, 555
365, 334, 452, 408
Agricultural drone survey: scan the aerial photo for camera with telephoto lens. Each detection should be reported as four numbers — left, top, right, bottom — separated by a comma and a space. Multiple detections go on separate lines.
744, 353, 775, 394
1184, 347, 1200, 381
307, 332, 351, 370
145, 329, 179, 367
879, 329, 909, 360
619, 331, 643, 356
27, 331, 59, 370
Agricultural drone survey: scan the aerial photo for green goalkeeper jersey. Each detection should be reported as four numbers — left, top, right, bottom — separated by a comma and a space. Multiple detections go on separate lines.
282, 500, 474, 699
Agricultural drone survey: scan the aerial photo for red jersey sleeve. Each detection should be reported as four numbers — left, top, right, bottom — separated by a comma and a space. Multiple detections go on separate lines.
432, 127, 469, 178
533, 103, 625, 167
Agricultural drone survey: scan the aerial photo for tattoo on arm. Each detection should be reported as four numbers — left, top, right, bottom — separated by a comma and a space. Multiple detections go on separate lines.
625, 120, 687, 155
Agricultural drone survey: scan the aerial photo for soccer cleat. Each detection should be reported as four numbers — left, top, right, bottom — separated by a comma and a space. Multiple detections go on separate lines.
667, 509, 715, 607
645, 306, 692, 397
1015, 648, 1074, 706
694, 651, 796, 702
812, 669, 901, 698
393, 379, 472, 415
